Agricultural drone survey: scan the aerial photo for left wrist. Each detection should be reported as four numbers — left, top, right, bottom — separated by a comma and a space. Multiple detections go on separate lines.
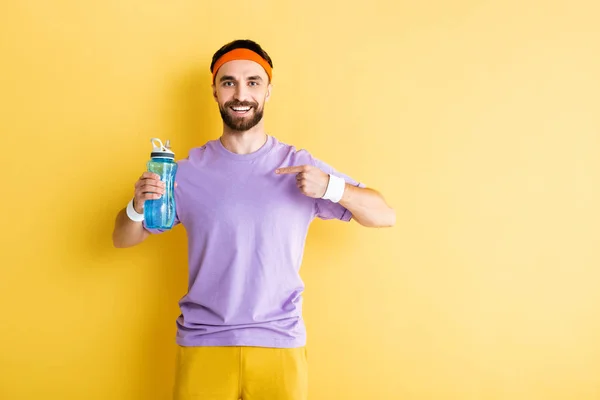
321, 174, 345, 203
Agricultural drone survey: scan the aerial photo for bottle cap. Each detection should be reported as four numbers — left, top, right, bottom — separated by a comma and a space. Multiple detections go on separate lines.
150, 138, 175, 159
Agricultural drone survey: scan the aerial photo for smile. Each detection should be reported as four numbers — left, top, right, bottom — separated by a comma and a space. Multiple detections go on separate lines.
231, 106, 252, 114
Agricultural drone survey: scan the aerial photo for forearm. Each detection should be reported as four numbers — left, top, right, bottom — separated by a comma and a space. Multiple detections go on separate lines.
339, 185, 396, 228
112, 207, 150, 248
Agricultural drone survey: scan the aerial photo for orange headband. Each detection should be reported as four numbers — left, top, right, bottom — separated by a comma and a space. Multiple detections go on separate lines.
212, 48, 273, 83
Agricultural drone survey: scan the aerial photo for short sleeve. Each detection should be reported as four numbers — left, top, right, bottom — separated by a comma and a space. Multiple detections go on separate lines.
310, 156, 366, 221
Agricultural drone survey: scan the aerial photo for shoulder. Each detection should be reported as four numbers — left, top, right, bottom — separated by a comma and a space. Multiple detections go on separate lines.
186, 143, 209, 161
176, 139, 220, 169
270, 136, 316, 165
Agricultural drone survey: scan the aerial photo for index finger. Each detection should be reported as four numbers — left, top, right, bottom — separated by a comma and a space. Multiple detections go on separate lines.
276, 165, 308, 174
141, 172, 161, 180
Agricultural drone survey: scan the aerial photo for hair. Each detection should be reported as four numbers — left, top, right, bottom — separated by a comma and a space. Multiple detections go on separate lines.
210, 39, 274, 75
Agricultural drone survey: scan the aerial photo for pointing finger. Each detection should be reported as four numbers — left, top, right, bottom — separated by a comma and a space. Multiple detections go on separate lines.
276, 165, 308, 174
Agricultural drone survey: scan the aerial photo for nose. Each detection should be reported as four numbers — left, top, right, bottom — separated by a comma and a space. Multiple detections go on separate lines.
234, 83, 250, 102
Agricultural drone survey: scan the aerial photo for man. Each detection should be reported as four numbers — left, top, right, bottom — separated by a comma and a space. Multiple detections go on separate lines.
112, 39, 395, 400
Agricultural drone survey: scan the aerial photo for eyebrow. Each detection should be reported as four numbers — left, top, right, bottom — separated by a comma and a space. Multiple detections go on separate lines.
219, 75, 264, 83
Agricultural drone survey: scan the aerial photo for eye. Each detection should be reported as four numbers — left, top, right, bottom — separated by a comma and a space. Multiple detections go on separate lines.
248, 81, 259, 86
222, 81, 234, 87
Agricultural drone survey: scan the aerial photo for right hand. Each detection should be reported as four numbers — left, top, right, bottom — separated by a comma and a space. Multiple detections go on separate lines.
133, 172, 165, 213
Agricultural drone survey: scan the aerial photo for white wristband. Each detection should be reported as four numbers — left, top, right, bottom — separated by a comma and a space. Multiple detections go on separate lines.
321, 174, 346, 203
126, 198, 145, 222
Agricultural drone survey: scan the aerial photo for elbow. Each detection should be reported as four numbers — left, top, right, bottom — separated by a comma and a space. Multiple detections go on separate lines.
378, 208, 396, 228
112, 227, 148, 248
112, 233, 125, 248
112, 231, 132, 249
356, 208, 396, 228
378, 207, 396, 228
385, 208, 396, 227
113, 238, 135, 249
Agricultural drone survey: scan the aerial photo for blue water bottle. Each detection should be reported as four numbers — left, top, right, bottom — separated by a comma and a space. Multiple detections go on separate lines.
144, 138, 178, 230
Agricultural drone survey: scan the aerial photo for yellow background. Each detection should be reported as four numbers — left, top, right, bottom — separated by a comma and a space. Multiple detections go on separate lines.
1, 1, 599, 399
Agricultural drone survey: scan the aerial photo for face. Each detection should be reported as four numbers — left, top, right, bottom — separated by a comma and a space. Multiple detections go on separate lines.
212, 59, 272, 132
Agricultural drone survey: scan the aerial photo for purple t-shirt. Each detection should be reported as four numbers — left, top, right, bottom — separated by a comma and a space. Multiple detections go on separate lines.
144, 135, 363, 348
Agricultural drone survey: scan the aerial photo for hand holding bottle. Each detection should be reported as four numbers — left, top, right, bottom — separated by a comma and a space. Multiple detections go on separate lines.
133, 172, 165, 213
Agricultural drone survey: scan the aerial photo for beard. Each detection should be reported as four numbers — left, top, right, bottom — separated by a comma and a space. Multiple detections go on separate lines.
219, 100, 264, 132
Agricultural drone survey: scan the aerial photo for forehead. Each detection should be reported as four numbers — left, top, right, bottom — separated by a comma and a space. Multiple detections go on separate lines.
215, 59, 268, 81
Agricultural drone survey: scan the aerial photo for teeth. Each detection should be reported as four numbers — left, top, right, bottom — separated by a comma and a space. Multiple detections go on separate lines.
232, 107, 251, 111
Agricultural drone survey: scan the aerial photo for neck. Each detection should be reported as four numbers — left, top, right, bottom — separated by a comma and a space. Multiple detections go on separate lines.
220, 121, 268, 155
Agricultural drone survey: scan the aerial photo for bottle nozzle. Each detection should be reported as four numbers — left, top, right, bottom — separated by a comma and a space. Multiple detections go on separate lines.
150, 138, 175, 159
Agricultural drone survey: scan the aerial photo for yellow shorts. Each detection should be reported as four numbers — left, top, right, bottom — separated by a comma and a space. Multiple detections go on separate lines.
173, 345, 308, 400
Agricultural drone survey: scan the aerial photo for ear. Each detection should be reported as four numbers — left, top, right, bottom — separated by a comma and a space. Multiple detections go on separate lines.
265, 83, 273, 103
212, 84, 218, 102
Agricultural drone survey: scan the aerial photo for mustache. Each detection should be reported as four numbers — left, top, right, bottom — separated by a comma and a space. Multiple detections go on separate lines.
224, 100, 258, 109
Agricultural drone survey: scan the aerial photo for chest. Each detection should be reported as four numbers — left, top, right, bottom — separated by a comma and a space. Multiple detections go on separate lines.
174, 165, 316, 232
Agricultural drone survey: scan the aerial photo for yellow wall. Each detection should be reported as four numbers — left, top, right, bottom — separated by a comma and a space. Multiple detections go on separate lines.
1, 1, 599, 399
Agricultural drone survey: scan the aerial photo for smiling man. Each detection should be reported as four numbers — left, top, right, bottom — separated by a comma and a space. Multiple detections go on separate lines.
112, 39, 395, 400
